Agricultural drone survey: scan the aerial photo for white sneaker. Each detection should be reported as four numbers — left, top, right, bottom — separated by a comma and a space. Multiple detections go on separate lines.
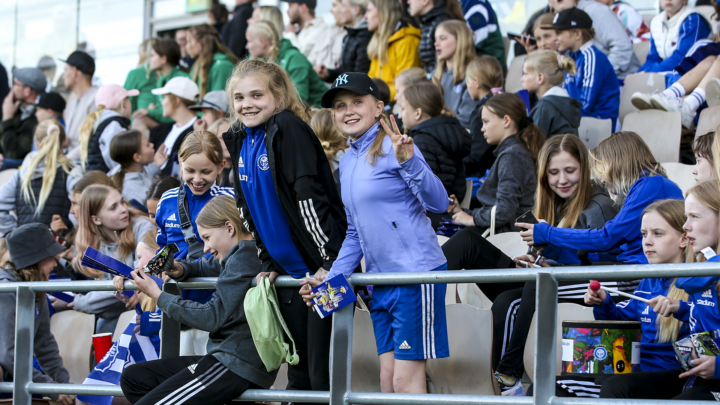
706, 78, 720, 107
651, 93, 695, 128
631, 92, 654, 110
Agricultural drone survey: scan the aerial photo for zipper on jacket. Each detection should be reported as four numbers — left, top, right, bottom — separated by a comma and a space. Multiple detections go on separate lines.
392, 222, 397, 228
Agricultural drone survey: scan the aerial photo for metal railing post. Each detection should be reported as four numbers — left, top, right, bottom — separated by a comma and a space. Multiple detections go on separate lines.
159, 281, 181, 359
534, 272, 558, 405
13, 286, 35, 405
329, 303, 354, 405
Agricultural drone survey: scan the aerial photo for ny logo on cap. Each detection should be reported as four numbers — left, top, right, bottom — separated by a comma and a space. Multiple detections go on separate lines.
553, 13, 559, 23
335, 74, 349, 87
571, 21, 576, 26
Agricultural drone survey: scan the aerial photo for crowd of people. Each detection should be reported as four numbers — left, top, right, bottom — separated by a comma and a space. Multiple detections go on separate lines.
2, 0, 720, 402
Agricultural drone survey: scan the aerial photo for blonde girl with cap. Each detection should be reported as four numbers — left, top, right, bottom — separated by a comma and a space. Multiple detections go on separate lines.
78, 84, 138, 172
0, 223, 73, 405
302, 71, 449, 394
0, 120, 77, 236
432, 20, 480, 128
521, 50, 582, 137
186, 24, 238, 98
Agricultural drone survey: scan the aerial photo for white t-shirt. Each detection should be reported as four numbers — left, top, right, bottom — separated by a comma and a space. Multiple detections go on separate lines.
161, 117, 198, 169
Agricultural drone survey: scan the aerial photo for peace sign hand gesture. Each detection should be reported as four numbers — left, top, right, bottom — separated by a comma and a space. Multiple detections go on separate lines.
380, 115, 414, 164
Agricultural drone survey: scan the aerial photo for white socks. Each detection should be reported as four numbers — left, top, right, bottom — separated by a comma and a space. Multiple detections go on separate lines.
663, 83, 686, 99
685, 89, 706, 112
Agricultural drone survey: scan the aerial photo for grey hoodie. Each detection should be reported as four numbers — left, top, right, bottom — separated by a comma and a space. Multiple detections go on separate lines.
0, 154, 81, 236
0, 268, 70, 398
107, 163, 161, 204
439, 68, 481, 128
577, 0, 640, 79
158, 240, 277, 388
530, 86, 582, 138
73, 217, 156, 319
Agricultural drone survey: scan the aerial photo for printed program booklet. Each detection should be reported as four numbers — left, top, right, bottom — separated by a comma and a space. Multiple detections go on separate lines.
312, 275, 357, 319
81, 247, 163, 297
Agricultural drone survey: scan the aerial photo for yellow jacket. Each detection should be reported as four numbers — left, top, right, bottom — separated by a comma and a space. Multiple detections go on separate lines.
368, 24, 422, 101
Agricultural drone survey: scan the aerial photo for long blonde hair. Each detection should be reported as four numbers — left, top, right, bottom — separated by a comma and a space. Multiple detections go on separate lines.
247, 21, 281, 61
686, 181, 720, 257
78, 96, 128, 169
590, 132, 666, 205
432, 20, 476, 86
524, 50, 577, 87
643, 199, 690, 343
534, 135, 592, 229
72, 185, 140, 278
310, 109, 348, 163
367, 0, 410, 65
188, 24, 239, 98
226, 58, 309, 125
466, 55, 504, 94
255, 6, 285, 39
22, 120, 74, 216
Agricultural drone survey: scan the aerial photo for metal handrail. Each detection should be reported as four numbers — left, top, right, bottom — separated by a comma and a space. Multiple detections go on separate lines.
5, 262, 720, 404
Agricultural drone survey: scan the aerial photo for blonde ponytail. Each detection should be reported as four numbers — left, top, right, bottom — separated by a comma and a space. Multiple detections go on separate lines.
524, 51, 577, 88
247, 21, 280, 61
560, 55, 577, 76
21, 120, 73, 216
78, 106, 106, 169
656, 280, 689, 343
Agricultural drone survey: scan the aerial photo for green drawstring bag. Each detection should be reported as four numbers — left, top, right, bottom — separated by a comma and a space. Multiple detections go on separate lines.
244, 277, 300, 371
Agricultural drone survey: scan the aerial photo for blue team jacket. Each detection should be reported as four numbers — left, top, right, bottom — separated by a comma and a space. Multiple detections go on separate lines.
534, 175, 683, 264
156, 183, 234, 302
594, 278, 690, 372
565, 41, 620, 123
676, 255, 720, 294
674, 276, 720, 378
640, 13, 711, 73
326, 123, 448, 279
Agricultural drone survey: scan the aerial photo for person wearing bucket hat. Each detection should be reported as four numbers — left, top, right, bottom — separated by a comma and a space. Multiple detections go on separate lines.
190, 90, 229, 132
0, 223, 74, 405
76, 84, 137, 172
0, 67, 47, 169
302, 72, 450, 394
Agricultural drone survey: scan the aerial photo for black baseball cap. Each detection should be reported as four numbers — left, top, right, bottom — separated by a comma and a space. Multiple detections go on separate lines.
281, 0, 317, 9
59, 51, 95, 76
36, 92, 67, 113
321, 72, 382, 108
542, 8, 593, 30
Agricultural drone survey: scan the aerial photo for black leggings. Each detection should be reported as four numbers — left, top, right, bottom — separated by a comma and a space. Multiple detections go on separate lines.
442, 227, 524, 301
601, 368, 720, 400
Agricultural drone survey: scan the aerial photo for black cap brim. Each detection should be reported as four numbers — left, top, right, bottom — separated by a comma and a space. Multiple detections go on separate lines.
321, 85, 374, 108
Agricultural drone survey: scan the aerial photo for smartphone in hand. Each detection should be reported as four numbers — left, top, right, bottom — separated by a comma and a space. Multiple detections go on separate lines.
516, 210, 539, 225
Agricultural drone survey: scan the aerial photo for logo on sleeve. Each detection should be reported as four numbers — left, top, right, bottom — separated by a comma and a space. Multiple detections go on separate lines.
703, 289, 712, 298
258, 154, 270, 171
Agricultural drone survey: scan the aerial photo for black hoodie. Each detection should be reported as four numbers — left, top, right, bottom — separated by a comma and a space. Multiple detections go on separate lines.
408, 115, 471, 200
529, 89, 582, 138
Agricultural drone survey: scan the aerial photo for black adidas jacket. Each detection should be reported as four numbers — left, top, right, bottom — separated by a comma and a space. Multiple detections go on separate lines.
222, 110, 347, 276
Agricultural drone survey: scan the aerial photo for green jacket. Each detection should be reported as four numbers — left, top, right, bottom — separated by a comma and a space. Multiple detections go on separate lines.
191, 52, 235, 97
476, 28, 506, 72
277, 39, 328, 107
148, 67, 190, 123
0, 108, 37, 160
123, 64, 158, 112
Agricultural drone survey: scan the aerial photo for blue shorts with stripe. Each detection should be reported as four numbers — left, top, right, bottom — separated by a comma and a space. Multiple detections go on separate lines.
370, 264, 449, 360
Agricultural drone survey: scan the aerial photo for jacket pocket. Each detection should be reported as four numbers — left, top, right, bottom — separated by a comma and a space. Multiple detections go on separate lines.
391, 221, 417, 262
